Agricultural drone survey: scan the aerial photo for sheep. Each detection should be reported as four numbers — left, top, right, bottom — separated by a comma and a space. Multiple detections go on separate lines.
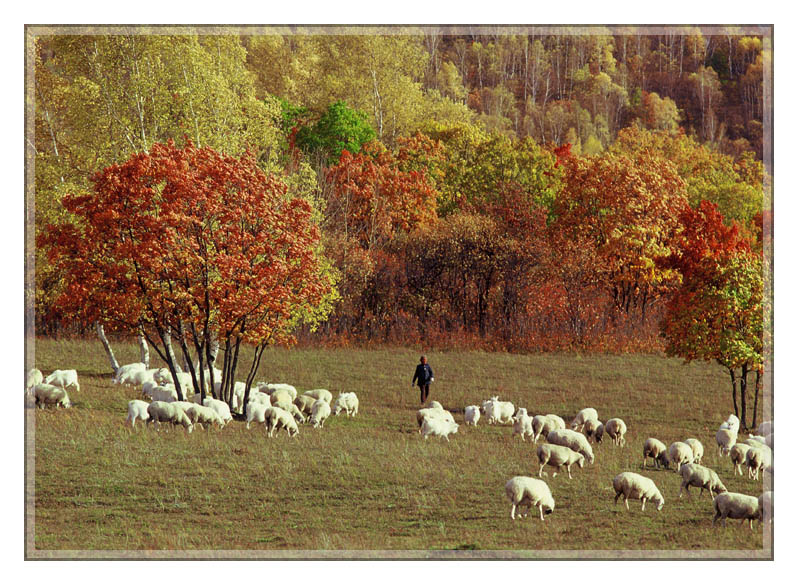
294, 394, 318, 417
570, 407, 598, 431
259, 383, 298, 400
684, 438, 704, 464
113, 362, 146, 384
666, 441, 695, 471
759, 491, 773, 524
245, 401, 272, 429
416, 407, 455, 431
729, 443, 752, 476
512, 408, 534, 441
547, 429, 595, 464
152, 367, 172, 385
203, 398, 233, 424
266, 406, 299, 437
146, 401, 193, 433
536, 443, 585, 479
531, 414, 564, 443
757, 421, 773, 436
150, 386, 178, 403
612, 472, 664, 512
745, 435, 767, 447
719, 414, 740, 434
678, 463, 728, 499
309, 399, 331, 428
44, 369, 80, 393
642, 438, 668, 469
712, 492, 761, 529
126, 399, 150, 427
303, 389, 333, 404
26, 368, 43, 394
186, 404, 226, 430
546, 414, 566, 430
484, 397, 514, 425
248, 390, 271, 406
285, 402, 306, 424
716, 428, 738, 457
270, 388, 294, 411
421, 417, 459, 441
464, 405, 481, 426
33, 384, 72, 409
745, 444, 772, 480
141, 380, 160, 399
505, 476, 555, 521
332, 392, 359, 417
582, 418, 603, 443
604, 418, 627, 447
428, 400, 444, 410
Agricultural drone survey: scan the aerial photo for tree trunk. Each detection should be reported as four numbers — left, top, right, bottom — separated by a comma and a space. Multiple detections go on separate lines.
751, 368, 761, 430
740, 363, 748, 431
137, 323, 150, 368
729, 367, 738, 419
228, 335, 243, 411
176, 321, 201, 400
204, 327, 219, 400
95, 322, 120, 375
243, 342, 266, 412
162, 326, 184, 401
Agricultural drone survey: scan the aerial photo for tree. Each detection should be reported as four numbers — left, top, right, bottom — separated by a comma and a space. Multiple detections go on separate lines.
295, 100, 376, 166
660, 201, 762, 429
40, 141, 336, 404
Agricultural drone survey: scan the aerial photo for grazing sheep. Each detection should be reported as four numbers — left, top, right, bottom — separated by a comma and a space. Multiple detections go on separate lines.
146, 401, 193, 433
33, 384, 72, 409
612, 472, 664, 512
757, 421, 773, 436
245, 402, 272, 429
421, 417, 459, 441
248, 390, 271, 406
582, 418, 603, 443
666, 442, 695, 471
126, 399, 150, 427
186, 404, 226, 430
531, 414, 565, 443
512, 408, 534, 441
594, 422, 605, 444
285, 402, 306, 424
684, 438, 705, 464
266, 406, 299, 437
729, 443, 752, 476
759, 491, 773, 524
332, 392, 359, 417
678, 463, 728, 499
151, 386, 178, 403
114, 362, 146, 384
604, 418, 627, 447
716, 428, 738, 457
745, 444, 772, 480
484, 397, 515, 425
26, 368, 43, 394
259, 383, 298, 400
294, 394, 318, 417
309, 399, 331, 428
203, 398, 233, 424
536, 444, 585, 479
303, 389, 333, 404
270, 388, 294, 411
464, 405, 481, 426
505, 476, 555, 521
642, 438, 668, 469
416, 407, 455, 431
547, 429, 595, 464
44, 369, 80, 393
141, 380, 160, 399
428, 400, 444, 410
570, 407, 598, 431
712, 492, 761, 529
745, 435, 767, 447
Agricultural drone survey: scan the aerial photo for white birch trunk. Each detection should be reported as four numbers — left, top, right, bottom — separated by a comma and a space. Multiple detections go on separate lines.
137, 325, 150, 368
96, 322, 120, 375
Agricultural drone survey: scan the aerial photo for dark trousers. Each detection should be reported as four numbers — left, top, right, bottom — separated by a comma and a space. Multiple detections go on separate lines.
419, 383, 430, 404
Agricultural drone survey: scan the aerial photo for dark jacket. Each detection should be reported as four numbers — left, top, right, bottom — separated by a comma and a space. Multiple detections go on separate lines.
412, 363, 434, 386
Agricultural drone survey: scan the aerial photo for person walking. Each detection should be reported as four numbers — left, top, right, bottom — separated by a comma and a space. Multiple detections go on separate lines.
412, 355, 434, 405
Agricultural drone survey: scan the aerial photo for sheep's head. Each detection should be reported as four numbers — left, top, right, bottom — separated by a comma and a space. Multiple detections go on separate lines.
542, 497, 555, 516
576, 454, 585, 469
585, 450, 595, 465
653, 493, 665, 511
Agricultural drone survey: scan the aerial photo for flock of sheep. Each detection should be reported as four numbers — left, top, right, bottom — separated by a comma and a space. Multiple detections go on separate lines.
28, 365, 773, 533
26, 364, 359, 437
417, 398, 773, 528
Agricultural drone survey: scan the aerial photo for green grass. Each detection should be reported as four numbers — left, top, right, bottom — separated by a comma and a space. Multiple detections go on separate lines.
29, 338, 771, 556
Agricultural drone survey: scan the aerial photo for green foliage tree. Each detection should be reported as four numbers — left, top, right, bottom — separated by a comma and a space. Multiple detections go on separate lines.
295, 100, 376, 166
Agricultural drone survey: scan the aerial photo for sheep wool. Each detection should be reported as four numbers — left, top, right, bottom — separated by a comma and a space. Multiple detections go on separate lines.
303, 389, 333, 404
126, 400, 150, 427
582, 418, 603, 443
512, 408, 534, 441
421, 417, 459, 441
716, 428, 738, 457
464, 405, 481, 426
44, 369, 80, 393
505, 476, 555, 521
604, 418, 627, 447
612, 472, 664, 512
536, 443, 585, 479
332, 392, 359, 417
484, 397, 515, 425
667, 441, 695, 471
547, 429, 595, 464
712, 492, 761, 529
34, 383, 72, 409
147, 401, 193, 433
729, 443, 752, 476
26, 368, 43, 394
642, 438, 668, 469
683, 438, 704, 464
266, 406, 299, 437
310, 399, 331, 428
570, 407, 598, 431
678, 464, 728, 499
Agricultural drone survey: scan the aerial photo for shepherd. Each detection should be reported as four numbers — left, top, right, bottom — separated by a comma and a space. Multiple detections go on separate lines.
412, 355, 435, 405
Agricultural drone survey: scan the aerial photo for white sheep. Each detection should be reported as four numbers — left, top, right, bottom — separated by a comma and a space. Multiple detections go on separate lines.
150, 386, 178, 403
547, 429, 595, 464
757, 421, 773, 436
512, 408, 534, 441
141, 379, 160, 399
719, 414, 740, 434
303, 389, 333, 404
270, 388, 294, 411
146, 401, 193, 433
125, 399, 150, 427
186, 404, 226, 430
203, 397, 233, 423
504, 476, 555, 521
285, 402, 306, 424
484, 397, 514, 425
531, 414, 564, 443
259, 383, 298, 400
642, 438, 668, 469
582, 418, 603, 443
612, 472, 664, 511
759, 491, 773, 524
745, 434, 767, 447
666, 441, 695, 470
294, 394, 317, 418
266, 406, 299, 437
604, 418, 627, 447
684, 438, 705, 464
44, 369, 80, 393
712, 492, 761, 529
678, 463, 728, 499
416, 407, 455, 431
421, 417, 459, 441
152, 367, 172, 385
113, 362, 146, 384
246, 401, 272, 429
33, 383, 72, 409
570, 407, 598, 431
26, 368, 43, 394
716, 428, 738, 457
332, 392, 359, 416
729, 443, 752, 476
464, 405, 481, 426
536, 443, 585, 479
428, 400, 444, 410
745, 444, 772, 480
309, 399, 331, 428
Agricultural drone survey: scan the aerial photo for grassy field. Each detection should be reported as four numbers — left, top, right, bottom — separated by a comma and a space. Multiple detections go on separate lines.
28, 338, 772, 558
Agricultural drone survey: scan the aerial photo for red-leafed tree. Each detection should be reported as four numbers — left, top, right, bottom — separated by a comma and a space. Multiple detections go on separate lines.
40, 140, 335, 404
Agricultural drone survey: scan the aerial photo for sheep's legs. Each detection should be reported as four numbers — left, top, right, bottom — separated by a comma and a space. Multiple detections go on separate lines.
510, 504, 517, 520
624, 496, 630, 511
538, 463, 546, 477
614, 492, 621, 506
641, 497, 647, 511
538, 505, 544, 521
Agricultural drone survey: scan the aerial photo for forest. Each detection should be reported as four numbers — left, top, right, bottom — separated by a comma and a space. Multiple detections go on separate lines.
31, 28, 770, 423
